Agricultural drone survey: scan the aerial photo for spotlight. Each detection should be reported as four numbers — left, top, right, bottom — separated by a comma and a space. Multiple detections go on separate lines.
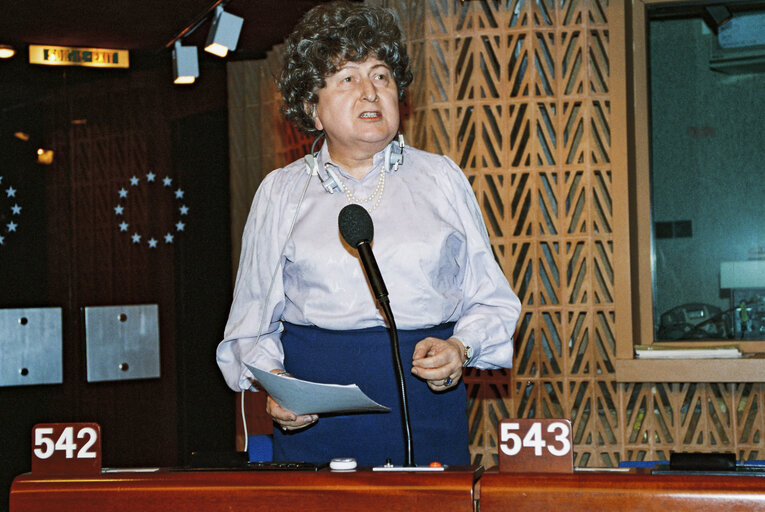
0, 44, 15, 59
173, 40, 199, 84
204, 5, 243, 58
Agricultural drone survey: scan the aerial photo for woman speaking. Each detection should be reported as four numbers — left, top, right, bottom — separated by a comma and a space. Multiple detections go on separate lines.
217, 1, 521, 466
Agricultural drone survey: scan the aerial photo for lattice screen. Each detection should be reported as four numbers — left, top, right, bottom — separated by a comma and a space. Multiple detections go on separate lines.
228, 0, 765, 467
388, 0, 622, 467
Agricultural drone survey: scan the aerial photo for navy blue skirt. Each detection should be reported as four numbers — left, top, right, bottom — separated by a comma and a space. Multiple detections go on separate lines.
272, 322, 469, 467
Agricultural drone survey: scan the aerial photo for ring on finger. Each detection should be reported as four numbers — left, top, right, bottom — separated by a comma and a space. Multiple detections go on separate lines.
445, 377, 453, 386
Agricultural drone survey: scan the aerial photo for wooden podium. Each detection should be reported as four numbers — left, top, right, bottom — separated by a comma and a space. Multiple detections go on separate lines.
12, 422, 765, 511
10, 467, 482, 512
479, 469, 765, 512
12, 466, 765, 512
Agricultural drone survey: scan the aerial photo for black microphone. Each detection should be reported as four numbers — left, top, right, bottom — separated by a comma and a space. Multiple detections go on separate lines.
338, 204, 389, 304
338, 204, 414, 467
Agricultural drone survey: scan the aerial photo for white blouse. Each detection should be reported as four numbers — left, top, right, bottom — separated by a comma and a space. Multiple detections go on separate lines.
217, 143, 521, 391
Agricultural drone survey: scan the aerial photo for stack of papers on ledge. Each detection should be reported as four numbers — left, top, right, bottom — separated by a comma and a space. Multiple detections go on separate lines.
635, 345, 742, 359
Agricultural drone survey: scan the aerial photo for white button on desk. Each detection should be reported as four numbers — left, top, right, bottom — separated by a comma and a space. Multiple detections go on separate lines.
330, 458, 357, 471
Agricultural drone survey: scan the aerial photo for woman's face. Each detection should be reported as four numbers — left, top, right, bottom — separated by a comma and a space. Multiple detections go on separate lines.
312, 57, 400, 160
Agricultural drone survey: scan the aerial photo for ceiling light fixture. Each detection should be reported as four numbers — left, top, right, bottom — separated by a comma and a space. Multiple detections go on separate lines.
0, 44, 15, 59
204, 5, 243, 58
37, 148, 54, 165
173, 40, 199, 84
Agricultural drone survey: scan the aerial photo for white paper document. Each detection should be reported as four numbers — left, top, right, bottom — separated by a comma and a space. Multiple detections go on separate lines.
246, 364, 391, 415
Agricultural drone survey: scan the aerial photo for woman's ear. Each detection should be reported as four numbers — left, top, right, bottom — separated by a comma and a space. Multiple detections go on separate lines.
305, 102, 322, 131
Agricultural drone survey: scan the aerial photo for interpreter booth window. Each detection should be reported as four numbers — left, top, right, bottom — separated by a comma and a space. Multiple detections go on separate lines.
647, 3, 765, 342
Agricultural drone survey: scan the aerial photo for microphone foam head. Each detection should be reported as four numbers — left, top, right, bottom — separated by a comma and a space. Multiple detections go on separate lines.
338, 204, 374, 247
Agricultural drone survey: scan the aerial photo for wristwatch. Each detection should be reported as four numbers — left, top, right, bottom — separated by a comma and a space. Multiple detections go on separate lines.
462, 344, 473, 366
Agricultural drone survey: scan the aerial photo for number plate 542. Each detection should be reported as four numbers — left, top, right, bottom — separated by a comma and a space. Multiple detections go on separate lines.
498, 419, 573, 473
31, 423, 102, 475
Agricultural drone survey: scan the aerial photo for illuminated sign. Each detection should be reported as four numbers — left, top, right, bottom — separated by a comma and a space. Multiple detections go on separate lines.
29, 45, 129, 69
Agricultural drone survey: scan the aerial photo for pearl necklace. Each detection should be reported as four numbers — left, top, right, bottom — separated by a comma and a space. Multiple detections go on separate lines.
336, 165, 386, 211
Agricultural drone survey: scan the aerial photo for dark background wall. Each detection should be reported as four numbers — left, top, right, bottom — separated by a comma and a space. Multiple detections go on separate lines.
0, 61, 235, 512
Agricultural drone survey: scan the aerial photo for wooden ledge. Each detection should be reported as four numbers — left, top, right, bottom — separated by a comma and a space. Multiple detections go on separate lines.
615, 354, 765, 382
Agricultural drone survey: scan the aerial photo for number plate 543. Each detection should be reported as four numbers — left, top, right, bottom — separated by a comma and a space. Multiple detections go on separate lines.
498, 419, 573, 473
31, 423, 102, 475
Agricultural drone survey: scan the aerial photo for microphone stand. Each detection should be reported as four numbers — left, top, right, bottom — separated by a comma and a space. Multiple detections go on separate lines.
339, 204, 414, 467
377, 297, 414, 467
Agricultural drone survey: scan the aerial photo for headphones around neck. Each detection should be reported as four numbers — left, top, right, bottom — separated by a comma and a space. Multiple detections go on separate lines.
303, 133, 405, 194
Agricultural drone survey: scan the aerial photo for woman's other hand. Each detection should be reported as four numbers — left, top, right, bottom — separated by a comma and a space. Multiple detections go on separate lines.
411, 337, 465, 391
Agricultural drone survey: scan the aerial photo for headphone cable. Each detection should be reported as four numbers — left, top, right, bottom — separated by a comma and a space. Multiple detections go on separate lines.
242, 164, 313, 455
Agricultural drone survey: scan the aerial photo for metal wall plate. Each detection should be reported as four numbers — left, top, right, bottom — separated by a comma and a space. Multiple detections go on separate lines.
0, 307, 63, 387
84, 304, 161, 382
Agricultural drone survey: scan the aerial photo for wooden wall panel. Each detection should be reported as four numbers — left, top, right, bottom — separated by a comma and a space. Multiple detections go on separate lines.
43, 82, 179, 468
395, 0, 621, 466
20, 67, 232, 470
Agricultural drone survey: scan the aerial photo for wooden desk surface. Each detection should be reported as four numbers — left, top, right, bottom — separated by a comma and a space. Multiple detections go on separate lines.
479, 469, 765, 512
10, 466, 481, 512
12, 466, 765, 512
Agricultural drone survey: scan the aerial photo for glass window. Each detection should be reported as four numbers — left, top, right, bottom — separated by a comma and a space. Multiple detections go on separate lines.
647, 4, 765, 341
